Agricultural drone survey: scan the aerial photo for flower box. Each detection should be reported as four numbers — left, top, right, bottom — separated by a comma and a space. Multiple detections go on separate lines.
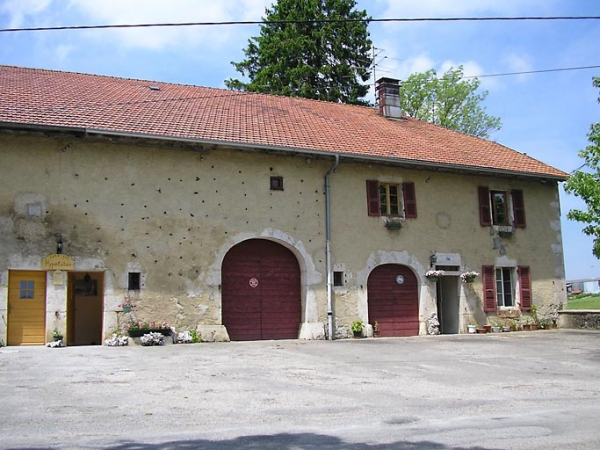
127, 328, 172, 338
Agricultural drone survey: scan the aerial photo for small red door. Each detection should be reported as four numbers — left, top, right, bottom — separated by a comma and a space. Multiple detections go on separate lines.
222, 239, 301, 341
368, 264, 419, 337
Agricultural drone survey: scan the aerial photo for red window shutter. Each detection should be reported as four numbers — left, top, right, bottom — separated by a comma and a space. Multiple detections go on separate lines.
518, 266, 532, 311
512, 190, 526, 228
478, 186, 492, 226
366, 180, 380, 217
482, 265, 497, 312
402, 182, 417, 218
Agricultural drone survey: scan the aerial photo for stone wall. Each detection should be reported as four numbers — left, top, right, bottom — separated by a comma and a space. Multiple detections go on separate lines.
0, 132, 568, 342
559, 311, 600, 330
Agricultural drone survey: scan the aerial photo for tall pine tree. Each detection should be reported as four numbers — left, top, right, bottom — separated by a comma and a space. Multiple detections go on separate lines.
225, 0, 373, 105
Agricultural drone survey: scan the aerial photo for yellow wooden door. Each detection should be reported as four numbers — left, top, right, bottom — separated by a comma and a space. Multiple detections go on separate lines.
8, 271, 46, 346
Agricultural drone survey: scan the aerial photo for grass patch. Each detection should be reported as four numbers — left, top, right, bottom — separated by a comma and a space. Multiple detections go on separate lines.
567, 293, 600, 310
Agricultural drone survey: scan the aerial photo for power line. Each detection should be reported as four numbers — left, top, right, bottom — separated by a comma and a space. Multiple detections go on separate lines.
463, 65, 600, 79
1, 16, 600, 33
376, 62, 600, 79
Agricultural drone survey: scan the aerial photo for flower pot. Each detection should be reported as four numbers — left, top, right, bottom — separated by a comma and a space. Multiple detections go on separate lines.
122, 306, 132, 313
502, 326, 511, 332
483, 325, 492, 333
476, 328, 486, 334
53, 335, 63, 342
353, 330, 362, 338
427, 277, 439, 282
492, 326, 501, 333
467, 325, 477, 334
128, 328, 172, 338
522, 324, 531, 331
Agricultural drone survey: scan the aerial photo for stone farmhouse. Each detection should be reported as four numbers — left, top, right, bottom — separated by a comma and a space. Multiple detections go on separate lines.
0, 66, 568, 345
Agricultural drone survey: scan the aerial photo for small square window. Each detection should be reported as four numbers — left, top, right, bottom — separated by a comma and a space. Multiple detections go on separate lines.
333, 271, 344, 287
270, 176, 284, 191
128, 272, 141, 291
19, 280, 35, 299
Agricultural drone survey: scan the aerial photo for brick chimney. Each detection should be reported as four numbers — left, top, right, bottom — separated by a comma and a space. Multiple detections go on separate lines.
376, 77, 402, 119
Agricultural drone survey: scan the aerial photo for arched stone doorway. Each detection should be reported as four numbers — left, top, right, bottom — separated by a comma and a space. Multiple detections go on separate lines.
367, 264, 419, 337
222, 239, 301, 341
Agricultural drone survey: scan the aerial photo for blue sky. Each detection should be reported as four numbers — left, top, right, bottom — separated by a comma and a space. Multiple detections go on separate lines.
1, 0, 599, 280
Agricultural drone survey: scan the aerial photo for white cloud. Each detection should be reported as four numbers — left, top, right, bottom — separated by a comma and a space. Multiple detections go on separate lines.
54, 44, 75, 61
63, 0, 268, 50
380, 0, 558, 18
502, 53, 534, 82
440, 59, 500, 90
0, 0, 51, 28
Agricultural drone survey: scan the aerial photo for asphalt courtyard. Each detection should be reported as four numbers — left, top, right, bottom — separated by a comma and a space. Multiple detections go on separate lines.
1, 330, 600, 450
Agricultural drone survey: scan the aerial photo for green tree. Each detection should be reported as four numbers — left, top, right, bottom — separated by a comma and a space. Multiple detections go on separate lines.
564, 77, 600, 257
399, 66, 501, 138
225, 0, 373, 105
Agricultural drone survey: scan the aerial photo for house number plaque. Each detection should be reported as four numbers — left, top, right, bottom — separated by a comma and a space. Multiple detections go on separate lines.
249, 278, 259, 288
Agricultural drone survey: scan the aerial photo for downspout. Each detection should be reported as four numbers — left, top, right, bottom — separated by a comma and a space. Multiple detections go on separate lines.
325, 154, 340, 340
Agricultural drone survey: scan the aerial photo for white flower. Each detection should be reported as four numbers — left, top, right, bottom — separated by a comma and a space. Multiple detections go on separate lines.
425, 270, 445, 278
460, 271, 480, 283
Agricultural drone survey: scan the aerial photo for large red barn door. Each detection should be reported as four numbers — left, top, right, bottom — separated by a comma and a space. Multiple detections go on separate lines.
222, 239, 301, 341
367, 264, 419, 337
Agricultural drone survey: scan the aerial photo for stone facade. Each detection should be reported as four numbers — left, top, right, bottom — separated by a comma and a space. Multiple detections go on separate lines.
0, 132, 567, 344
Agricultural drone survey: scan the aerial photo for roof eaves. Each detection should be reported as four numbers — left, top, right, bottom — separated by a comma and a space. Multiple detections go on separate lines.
85, 128, 569, 182
0, 121, 568, 182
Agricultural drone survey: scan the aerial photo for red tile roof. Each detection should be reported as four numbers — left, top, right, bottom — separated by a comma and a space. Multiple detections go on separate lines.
0, 65, 567, 179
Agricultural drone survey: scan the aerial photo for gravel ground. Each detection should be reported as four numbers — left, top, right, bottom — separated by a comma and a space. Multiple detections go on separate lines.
1, 330, 599, 450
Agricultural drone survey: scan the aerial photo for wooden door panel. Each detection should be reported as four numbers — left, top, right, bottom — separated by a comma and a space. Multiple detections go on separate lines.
8, 271, 46, 346
368, 264, 419, 337
222, 239, 300, 341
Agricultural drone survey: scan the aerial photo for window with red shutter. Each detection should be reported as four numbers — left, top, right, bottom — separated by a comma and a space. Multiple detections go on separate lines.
512, 190, 526, 228
402, 182, 417, 218
518, 266, 532, 311
482, 265, 497, 312
366, 180, 380, 216
478, 187, 492, 226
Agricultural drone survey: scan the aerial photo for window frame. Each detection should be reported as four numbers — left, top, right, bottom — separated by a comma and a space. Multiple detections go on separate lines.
19, 280, 35, 299
490, 190, 509, 226
482, 264, 532, 312
379, 182, 401, 217
495, 267, 514, 308
478, 186, 526, 228
366, 180, 417, 219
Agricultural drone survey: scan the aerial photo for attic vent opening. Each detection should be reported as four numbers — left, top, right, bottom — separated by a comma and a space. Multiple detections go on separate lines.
148, 85, 161, 91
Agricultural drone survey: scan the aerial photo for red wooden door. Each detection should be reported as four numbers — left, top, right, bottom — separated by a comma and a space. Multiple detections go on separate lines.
222, 239, 301, 341
367, 264, 419, 337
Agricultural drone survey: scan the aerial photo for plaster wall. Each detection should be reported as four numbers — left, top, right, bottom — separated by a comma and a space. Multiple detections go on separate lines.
0, 134, 567, 343
328, 162, 567, 332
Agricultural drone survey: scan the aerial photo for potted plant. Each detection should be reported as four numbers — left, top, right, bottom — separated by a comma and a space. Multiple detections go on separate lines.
52, 327, 63, 342
118, 297, 133, 313
491, 321, 501, 333
351, 320, 364, 338
531, 304, 539, 329
467, 324, 477, 334
126, 320, 172, 337
522, 317, 532, 331
424, 270, 445, 282
460, 271, 479, 283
